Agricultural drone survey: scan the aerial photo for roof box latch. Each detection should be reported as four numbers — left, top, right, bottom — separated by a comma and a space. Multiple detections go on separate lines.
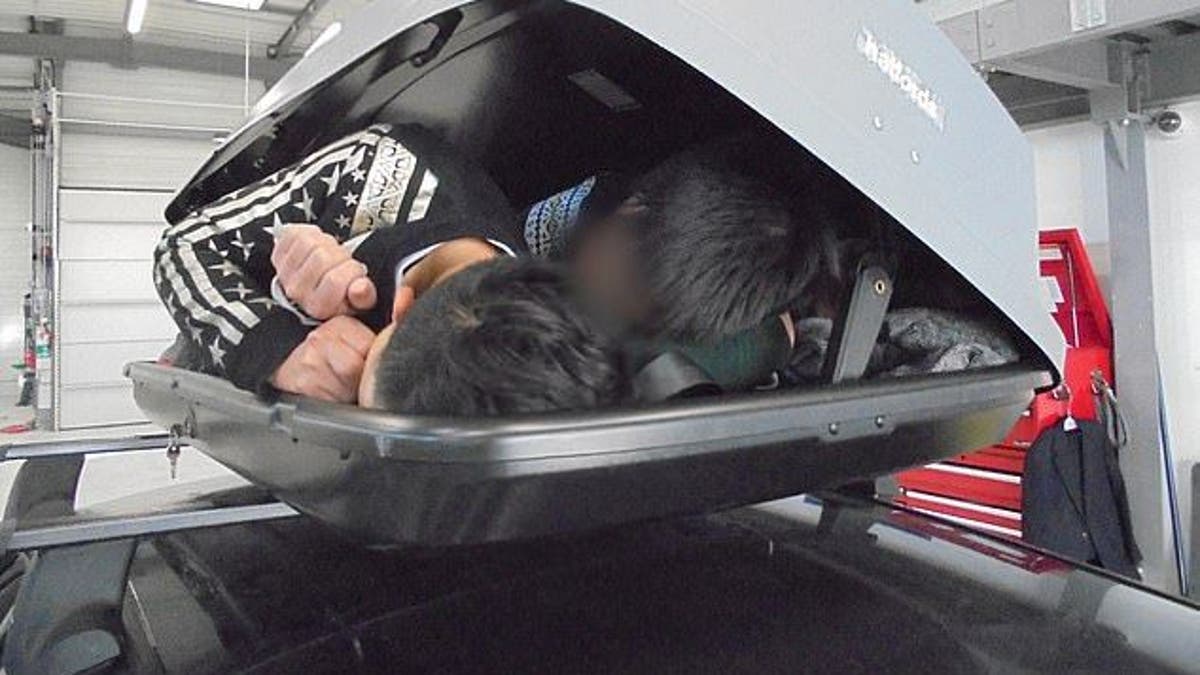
410, 10, 463, 67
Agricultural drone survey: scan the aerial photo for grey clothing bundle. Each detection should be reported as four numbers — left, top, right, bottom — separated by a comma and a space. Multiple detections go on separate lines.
789, 308, 1019, 381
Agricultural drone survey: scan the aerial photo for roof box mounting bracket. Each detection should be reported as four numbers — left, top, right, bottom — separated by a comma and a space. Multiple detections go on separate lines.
823, 262, 894, 384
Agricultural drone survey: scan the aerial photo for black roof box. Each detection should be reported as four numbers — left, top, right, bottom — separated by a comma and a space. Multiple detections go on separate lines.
135, 0, 1063, 547
129, 363, 1049, 547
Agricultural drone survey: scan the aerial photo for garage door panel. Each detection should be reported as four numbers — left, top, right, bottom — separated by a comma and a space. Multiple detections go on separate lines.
59, 384, 145, 429
60, 340, 173, 387
60, 260, 157, 304
62, 62, 261, 132
55, 68, 255, 428
60, 134, 214, 190
60, 189, 172, 224
61, 304, 177, 344
60, 222, 165, 261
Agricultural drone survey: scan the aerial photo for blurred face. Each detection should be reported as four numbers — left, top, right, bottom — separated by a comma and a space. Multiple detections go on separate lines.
571, 218, 652, 329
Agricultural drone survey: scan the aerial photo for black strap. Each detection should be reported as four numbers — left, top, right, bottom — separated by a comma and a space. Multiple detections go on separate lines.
633, 351, 721, 402
1092, 372, 1127, 451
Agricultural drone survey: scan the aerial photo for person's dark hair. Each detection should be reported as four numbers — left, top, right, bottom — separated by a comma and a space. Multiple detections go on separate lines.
619, 151, 821, 343
373, 257, 629, 416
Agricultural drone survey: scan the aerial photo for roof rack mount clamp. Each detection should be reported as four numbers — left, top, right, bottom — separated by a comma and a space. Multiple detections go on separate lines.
822, 263, 894, 384
3, 538, 135, 675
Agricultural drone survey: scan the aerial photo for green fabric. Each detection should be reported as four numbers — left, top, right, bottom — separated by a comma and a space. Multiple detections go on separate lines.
627, 318, 793, 394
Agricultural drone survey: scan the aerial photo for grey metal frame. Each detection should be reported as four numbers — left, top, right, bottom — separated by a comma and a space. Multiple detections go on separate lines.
0, 436, 299, 554
30, 62, 57, 431
0, 32, 295, 84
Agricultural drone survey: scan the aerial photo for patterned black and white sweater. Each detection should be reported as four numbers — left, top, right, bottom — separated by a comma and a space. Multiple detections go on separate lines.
153, 123, 527, 393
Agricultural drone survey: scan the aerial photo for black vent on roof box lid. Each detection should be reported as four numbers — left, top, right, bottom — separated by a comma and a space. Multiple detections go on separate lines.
567, 69, 642, 112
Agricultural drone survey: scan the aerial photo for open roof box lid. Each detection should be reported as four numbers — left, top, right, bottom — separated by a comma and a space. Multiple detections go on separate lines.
130, 0, 1065, 548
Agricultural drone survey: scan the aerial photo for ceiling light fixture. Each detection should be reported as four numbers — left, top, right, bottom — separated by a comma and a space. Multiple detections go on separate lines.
125, 0, 148, 34
190, 0, 268, 10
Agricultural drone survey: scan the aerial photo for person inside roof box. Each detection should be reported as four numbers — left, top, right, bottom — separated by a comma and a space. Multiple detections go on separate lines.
269, 135, 822, 403
154, 123, 627, 415
155, 124, 821, 414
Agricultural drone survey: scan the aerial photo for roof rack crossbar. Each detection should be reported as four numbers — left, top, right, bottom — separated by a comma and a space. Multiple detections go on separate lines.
0, 434, 170, 462
6, 501, 300, 552
0, 434, 299, 553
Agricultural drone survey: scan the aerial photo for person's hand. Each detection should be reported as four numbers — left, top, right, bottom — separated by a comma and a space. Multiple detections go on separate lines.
271, 224, 377, 320
270, 316, 375, 402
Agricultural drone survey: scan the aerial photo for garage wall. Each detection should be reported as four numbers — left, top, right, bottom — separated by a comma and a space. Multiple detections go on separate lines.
0, 28, 33, 419
1025, 101, 1200, 583
55, 62, 263, 428
1144, 98, 1200, 573
0, 144, 31, 411
1025, 120, 1112, 294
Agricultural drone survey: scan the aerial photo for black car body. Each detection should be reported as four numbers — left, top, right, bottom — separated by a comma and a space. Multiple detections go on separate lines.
4, 477, 1198, 674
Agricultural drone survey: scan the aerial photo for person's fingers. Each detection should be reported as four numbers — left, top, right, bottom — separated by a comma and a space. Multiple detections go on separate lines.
322, 339, 366, 391
347, 274, 378, 312
287, 244, 349, 304
278, 230, 339, 291
278, 237, 318, 285
308, 259, 366, 319
307, 317, 374, 396
328, 316, 376, 358
272, 224, 321, 270
299, 334, 356, 401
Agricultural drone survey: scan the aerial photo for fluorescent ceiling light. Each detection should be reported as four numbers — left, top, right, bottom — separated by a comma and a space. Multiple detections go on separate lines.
305, 21, 341, 57
125, 0, 148, 34
191, 0, 267, 9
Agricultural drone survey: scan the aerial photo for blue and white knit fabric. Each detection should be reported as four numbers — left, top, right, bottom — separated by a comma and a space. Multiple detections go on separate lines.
524, 175, 597, 259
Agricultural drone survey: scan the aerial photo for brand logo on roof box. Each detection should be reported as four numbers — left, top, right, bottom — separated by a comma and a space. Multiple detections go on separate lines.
857, 27, 946, 131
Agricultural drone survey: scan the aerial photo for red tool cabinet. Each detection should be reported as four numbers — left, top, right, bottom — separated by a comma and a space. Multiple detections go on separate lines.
895, 229, 1112, 540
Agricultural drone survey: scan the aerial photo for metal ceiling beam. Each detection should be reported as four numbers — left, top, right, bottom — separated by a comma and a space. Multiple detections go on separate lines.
992, 40, 1117, 90
0, 31, 297, 84
268, 0, 331, 58
939, 0, 1200, 62
1144, 31, 1200, 103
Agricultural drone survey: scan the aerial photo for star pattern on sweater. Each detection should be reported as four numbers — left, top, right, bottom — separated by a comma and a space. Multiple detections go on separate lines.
342, 191, 359, 207
230, 231, 254, 259
262, 214, 285, 238
319, 164, 342, 197
297, 188, 316, 222
208, 259, 240, 278
209, 336, 226, 368
350, 167, 366, 183
334, 214, 351, 231
230, 282, 253, 300
344, 148, 367, 177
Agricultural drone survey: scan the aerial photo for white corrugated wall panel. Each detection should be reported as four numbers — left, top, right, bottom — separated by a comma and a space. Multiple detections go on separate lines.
55, 64, 263, 428
60, 62, 258, 130
59, 386, 146, 428
60, 304, 176, 344
57, 189, 173, 428
0, 56, 32, 90
0, 144, 30, 405
59, 134, 217, 190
